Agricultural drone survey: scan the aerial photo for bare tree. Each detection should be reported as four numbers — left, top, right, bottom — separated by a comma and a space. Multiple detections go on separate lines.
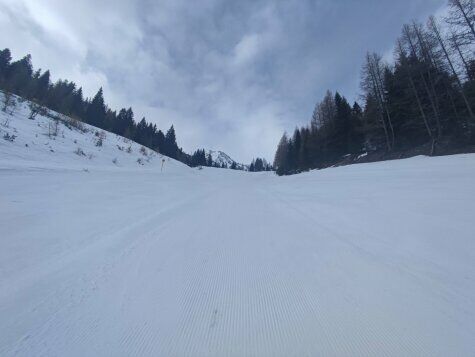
361, 52, 394, 151
402, 24, 444, 140
446, 0, 475, 45
412, 23, 445, 138
449, 30, 473, 80
314, 90, 336, 130
396, 39, 436, 153
428, 15, 475, 128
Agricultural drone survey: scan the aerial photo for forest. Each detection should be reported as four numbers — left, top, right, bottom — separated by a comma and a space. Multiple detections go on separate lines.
0, 49, 270, 171
274, 0, 475, 175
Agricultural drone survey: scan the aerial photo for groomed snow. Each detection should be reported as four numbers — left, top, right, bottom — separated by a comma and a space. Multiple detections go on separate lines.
1, 95, 475, 356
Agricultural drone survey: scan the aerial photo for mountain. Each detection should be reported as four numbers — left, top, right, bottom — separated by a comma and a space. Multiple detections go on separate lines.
208, 150, 247, 170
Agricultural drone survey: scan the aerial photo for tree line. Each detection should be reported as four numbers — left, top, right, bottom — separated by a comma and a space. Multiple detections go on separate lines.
189, 149, 272, 172
274, 0, 475, 175
0, 49, 188, 163
249, 158, 273, 172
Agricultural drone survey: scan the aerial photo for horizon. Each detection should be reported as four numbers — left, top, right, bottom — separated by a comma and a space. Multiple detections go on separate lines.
0, 0, 446, 162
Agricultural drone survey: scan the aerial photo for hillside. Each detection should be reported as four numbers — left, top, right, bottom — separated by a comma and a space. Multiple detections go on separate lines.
0, 92, 188, 173
1, 96, 475, 356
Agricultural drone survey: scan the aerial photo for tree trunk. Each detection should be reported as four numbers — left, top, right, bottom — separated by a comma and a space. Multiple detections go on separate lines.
412, 22, 443, 139
451, 32, 473, 80
430, 16, 475, 130
404, 25, 442, 137
397, 41, 435, 143
367, 54, 392, 151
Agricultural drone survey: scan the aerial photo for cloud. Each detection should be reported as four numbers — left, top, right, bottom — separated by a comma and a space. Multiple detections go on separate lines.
233, 34, 262, 66
0, 0, 446, 162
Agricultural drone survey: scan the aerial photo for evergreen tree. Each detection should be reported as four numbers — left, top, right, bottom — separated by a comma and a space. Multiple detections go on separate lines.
35, 70, 51, 102
164, 125, 178, 158
292, 128, 302, 169
206, 152, 213, 167
0, 49, 192, 167
0, 48, 12, 85
274, 133, 290, 175
7, 55, 33, 96
254, 158, 264, 171
70, 87, 85, 119
190, 149, 207, 167
86, 88, 106, 128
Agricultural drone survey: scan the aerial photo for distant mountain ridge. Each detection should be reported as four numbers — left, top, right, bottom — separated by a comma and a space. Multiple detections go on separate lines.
208, 150, 247, 170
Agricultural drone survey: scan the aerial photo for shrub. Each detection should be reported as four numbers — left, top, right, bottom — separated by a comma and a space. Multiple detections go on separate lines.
64, 116, 86, 133
48, 119, 59, 138
95, 131, 106, 147
3, 133, 16, 142
28, 102, 47, 120
74, 147, 86, 156
2, 91, 16, 114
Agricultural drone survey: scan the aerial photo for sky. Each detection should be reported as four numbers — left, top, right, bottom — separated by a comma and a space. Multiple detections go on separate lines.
0, 0, 446, 163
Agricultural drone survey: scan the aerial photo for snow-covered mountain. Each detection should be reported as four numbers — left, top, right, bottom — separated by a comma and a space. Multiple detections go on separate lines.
208, 149, 247, 170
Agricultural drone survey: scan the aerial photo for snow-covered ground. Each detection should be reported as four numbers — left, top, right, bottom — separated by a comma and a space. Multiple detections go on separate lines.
1, 96, 475, 356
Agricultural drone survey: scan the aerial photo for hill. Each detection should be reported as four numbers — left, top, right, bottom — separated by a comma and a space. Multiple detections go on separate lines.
0, 92, 189, 173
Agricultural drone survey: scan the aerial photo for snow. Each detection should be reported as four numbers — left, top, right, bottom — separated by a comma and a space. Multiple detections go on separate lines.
208, 149, 247, 170
1, 94, 475, 356
0, 93, 187, 173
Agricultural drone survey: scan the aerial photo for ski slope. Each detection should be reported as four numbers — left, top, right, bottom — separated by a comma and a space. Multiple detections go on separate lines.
1, 98, 475, 356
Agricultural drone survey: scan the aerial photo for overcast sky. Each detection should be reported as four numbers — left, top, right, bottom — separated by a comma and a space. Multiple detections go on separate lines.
0, 0, 446, 162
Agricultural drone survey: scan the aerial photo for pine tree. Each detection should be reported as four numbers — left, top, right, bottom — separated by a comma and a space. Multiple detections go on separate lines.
206, 152, 213, 167
0, 48, 12, 85
292, 129, 302, 169
164, 125, 178, 158
86, 88, 106, 128
7, 55, 33, 96
70, 87, 84, 119
274, 133, 290, 175
254, 158, 264, 171
34, 70, 51, 103
0, 50, 193, 166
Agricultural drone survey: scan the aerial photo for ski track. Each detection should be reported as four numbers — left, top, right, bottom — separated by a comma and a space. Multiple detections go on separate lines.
1, 157, 475, 356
